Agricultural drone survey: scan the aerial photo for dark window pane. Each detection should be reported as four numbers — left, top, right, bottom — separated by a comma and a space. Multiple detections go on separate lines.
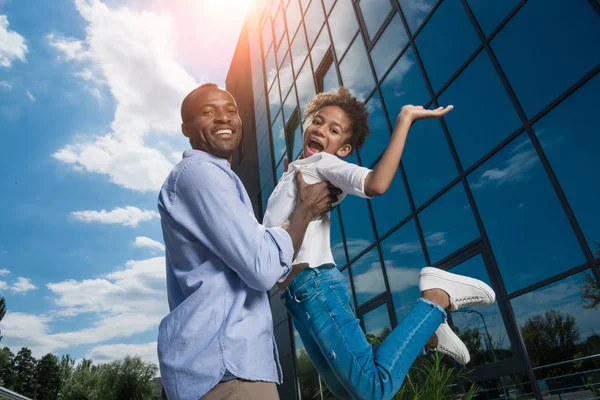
450, 255, 513, 366
358, 92, 389, 168
418, 183, 479, 263
310, 27, 330, 71
265, 45, 277, 90
511, 271, 600, 397
292, 123, 303, 160
322, 63, 338, 92
350, 248, 386, 305
262, 17, 273, 51
260, 157, 274, 202
273, 5, 286, 48
257, 121, 271, 165
371, 13, 408, 81
362, 303, 392, 345
380, 219, 424, 322
276, 156, 285, 180
286, 0, 302, 38
331, 208, 347, 267
533, 74, 600, 254
290, 30, 308, 79
271, 112, 287, 162
402, 117, 457, 207
328, 0, 359, 60
466, 0, 520, 36
398, 0, 436, 34
295, 61, 316, 119
469, 134, 586, 293
293, 327, 315, 375
304, 0, 325, 47
282, 85, 297, 127
339, 160, 376, 260
339, 36, 375, 101
278, 52, 294, 100
359, 0, 393, 41
380, 47, 430, 121
268, 76, 281, 124
371, 170, 411, 237
439, 51, 522, 169
491, 0, 600, 117
415, 0, 480, 91
261, 179, 274, 216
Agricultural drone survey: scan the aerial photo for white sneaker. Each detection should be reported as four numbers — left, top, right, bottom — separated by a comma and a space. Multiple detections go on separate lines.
419, 267, 496, 311
432, 322, 470, 365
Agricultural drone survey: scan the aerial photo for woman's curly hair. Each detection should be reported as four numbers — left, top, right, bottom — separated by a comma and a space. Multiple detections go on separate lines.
303, 87, 370, 153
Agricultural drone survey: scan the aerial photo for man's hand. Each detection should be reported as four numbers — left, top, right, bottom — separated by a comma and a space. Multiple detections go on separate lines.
397, 105, 453, 125
284, 170, 341, 258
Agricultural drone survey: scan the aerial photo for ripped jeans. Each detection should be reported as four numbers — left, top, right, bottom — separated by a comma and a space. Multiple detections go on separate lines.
281, 264, 446, 400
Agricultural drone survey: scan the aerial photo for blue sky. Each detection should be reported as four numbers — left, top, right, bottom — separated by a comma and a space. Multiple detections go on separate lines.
0, 0, 253, 366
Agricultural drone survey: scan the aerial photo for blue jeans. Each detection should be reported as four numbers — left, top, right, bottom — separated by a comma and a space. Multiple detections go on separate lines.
282, 264, 446, 400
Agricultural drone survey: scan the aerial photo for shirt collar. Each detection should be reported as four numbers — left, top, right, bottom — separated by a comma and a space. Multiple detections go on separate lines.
183, 149, 231, 168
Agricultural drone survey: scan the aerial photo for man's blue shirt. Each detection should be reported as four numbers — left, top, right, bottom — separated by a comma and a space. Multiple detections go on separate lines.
157, 149, 293, 400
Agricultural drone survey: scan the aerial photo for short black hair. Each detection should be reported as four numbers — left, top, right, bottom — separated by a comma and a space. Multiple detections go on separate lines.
304, 87, 370, 153
181, 83, 221, 122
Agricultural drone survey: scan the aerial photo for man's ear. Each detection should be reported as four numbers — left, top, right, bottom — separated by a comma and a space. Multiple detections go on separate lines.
336, 143, 352, 158
181, 122, 190, 138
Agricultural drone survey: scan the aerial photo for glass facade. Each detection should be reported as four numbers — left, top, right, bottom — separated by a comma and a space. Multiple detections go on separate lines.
237, 1, 600, 398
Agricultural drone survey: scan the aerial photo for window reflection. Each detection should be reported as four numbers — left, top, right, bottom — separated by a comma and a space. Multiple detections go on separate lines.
359, 0, 393, 41
260, 167, 274, 212
310, 28, 330, 72
450, 255, 513, 366
278, 52, 294, 100
466, 0, 519, 36
371, 13, 408, 81
533, 74, 600, 254
328, 0, 359, 60
322, 63, 338, 93
292, 123, 303, 160
339, 35, 375, 101
371, 170, 411, 237
380, 47, 430, 121
380, 219, 424, 322
331, 208, 347, 267
469, 134, 585, 293
264, 45, 277, 90
402, 117, 457, 207
350, 248, 386, 305
322, 0, 335, 14
295, 61, 316, 118
276, 155, 285, 180
362, 303, 392, 346
303, 0, 324, 47
511, 271, 600, 398
491, 0, 600, 117
290, 28, 308, 77
415, 0, 480, 91
358, 92, 388, 168
398, 0, 436, 34
262, 17, 273, 52
286, 0, 302, 38
418, 183, 479, 264
272, 5, 286, 48
276, 32, 289, 69
439, 51, 521, 169
282, 86, 298, 127
271, 112, 287, 163
268, 76, 281, 124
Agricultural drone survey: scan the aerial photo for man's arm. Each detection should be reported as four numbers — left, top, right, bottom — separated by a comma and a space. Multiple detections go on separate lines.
364, 105, 453, 197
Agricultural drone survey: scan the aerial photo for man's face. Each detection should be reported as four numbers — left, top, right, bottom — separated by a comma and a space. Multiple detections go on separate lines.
183, 87, 242, 160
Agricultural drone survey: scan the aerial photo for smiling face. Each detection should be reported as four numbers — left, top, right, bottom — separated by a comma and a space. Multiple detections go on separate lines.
302, 105, 353, 158
181, 86, 242, 161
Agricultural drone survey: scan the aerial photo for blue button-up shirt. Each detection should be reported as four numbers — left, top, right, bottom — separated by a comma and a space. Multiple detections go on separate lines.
157, 149, 293, 400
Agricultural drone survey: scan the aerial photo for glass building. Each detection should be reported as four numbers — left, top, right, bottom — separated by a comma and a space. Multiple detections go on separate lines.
225, 0, 600, 398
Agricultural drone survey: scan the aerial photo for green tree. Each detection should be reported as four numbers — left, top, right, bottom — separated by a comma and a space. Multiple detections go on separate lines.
36, 353, 61, 400
580, 272, 600, 310
59, 354, 75, 388
13, 347, 38, 398
0, 346, 15, 389
60, 358, 101, 400
96, 356, 158, 400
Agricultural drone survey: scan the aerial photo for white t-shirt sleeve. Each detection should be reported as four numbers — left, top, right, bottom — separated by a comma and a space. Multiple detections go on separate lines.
314, 153, 372, 199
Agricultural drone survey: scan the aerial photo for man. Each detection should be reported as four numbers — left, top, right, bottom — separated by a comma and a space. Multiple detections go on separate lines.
157, 83, 340, 400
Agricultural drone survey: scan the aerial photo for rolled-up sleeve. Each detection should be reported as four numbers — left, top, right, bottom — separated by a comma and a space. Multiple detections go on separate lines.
169, 159, 293, 291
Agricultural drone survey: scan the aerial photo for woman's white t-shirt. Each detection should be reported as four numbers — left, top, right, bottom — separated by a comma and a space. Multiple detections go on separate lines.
262, 152, 372, 268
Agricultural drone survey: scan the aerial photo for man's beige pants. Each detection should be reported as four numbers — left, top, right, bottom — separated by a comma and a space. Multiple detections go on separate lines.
202, 379, 279, 400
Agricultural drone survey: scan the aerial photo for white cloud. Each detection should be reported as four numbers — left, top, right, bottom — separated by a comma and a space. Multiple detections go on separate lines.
0, 256, 168, 358
26, 89, 35, 101
0, 281, 8, 290
50, 0, 199, 192
0, 15, 27, 67
134, 236, 165, 252
389, 232, 446, 254
86, 342, 158, 365
352, 262, 387, 294
470, 145, 539, 190
0, 268, 10, 275
0, 80, 11, 89
10, 277, 37, 294
70, 206, 159, 227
